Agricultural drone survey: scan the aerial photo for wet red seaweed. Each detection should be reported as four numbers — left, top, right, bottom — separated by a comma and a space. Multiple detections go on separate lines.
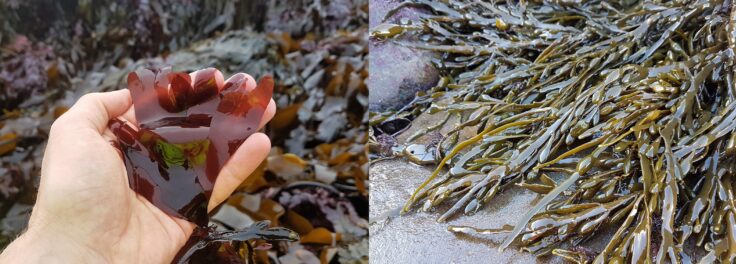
110, 66, 273, 226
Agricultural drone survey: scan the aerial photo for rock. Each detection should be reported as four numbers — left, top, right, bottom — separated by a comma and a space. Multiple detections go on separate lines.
210, 204, 255, 230
265, 0, 367, 36
369, 0, 427, 28
368, 41, 438, 112
368, 0, 439, 112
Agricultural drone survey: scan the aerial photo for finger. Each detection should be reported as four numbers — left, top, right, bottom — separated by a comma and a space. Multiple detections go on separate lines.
208, 133, 271, 211
223, 72, 258, 91
57, 90, 132, 133
221, 73, 273, 130
101, 105, 136, 141
259, 99, 276, 130
114, 105, 138, 128
189, 68, 225, 91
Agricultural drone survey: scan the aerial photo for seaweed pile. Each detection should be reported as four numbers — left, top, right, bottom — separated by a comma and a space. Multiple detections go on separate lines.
0, 0, 368, 263
372, 0, 736, 263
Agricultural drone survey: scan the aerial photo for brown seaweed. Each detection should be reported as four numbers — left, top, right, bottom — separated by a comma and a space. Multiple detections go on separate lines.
374, 0, 736, 262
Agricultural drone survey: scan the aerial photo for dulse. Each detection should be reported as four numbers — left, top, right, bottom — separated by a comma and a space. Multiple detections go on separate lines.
372, 0, 736, 263
110, 67, 297, 263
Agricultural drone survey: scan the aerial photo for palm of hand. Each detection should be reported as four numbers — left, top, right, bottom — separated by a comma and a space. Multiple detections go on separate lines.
37, 119, 194, 263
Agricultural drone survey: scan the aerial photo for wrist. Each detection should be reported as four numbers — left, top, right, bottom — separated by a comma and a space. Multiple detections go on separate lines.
1, 226, 108, 263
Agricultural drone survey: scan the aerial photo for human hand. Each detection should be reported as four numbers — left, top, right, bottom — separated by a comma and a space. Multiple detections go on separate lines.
0, 71, 276, 263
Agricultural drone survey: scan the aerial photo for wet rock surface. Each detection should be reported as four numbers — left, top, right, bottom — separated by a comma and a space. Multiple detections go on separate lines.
370, 159, 563, 264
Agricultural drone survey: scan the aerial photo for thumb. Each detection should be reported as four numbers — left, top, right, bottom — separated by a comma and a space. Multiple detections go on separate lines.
57, 90, 133, 133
